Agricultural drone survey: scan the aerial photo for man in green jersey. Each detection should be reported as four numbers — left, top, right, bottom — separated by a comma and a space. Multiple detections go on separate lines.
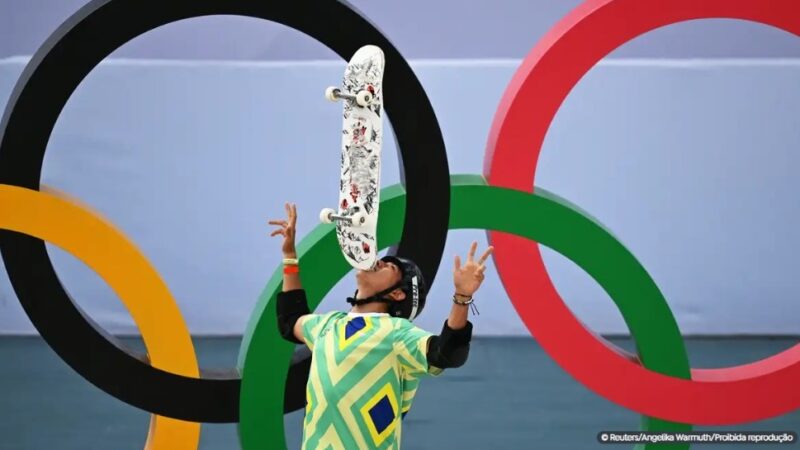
270, 203, 491, 449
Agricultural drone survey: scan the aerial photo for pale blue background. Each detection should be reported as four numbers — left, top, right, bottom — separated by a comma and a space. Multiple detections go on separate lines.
4, 0, 800, 60
1, 1, 799, 336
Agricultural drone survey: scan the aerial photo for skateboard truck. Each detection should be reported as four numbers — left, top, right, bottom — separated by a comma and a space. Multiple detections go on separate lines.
325, 86, 374, 107
320, 207, 367, 227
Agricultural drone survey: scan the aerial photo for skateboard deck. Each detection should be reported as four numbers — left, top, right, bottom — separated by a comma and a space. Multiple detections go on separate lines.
321, 45, 385, 271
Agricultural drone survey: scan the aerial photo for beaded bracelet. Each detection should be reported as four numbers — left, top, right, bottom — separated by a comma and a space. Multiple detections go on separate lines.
452, 293, 479, 315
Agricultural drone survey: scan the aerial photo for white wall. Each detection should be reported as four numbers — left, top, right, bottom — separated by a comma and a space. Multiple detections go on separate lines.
3, 0, 800, 60
1, 57, 799, 336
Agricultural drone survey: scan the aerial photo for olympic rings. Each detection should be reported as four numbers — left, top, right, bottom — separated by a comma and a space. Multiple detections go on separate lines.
0, 0, 448, 424
0, 184, 200, 449
4, 0, 800, 447
484, 0, 800, 424
238, 176, 693, 450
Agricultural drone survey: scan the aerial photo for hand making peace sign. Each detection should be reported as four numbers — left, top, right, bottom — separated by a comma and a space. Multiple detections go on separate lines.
453, 241, 493, 297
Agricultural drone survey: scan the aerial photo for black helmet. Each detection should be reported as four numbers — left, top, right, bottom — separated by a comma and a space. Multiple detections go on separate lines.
346, 255, 428, 320
379, 256, 427, 320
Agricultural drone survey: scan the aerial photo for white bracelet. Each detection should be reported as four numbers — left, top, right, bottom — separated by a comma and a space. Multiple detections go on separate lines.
283, 258, 299, 266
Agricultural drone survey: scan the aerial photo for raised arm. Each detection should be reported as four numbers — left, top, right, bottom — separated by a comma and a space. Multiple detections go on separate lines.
449, 241, 492, 329
426, 242, 493, 369
269, 202, 301, 291
270, 202, 309, 344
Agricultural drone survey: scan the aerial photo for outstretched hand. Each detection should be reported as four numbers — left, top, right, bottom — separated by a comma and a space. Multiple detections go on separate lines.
453, 241, 493, 297
268, 202, 298, 258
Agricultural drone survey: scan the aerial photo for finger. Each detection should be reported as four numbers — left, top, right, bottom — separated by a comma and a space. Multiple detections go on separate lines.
454, 255, 461, 271
290, 203, 297, 227
467, 241, 477, 262
477, 266, 486, 275
477, 246, 494, 265
270, 229, 285, 237
268, 220, 288, 227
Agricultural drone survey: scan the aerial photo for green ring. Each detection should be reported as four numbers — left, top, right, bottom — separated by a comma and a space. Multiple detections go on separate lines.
237, 174, 692, 450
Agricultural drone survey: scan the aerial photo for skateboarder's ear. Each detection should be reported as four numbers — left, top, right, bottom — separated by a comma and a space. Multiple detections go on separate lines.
388, 288, 406, 301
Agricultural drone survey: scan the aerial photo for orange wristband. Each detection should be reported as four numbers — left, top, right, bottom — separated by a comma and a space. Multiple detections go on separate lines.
283, 264, 299, 275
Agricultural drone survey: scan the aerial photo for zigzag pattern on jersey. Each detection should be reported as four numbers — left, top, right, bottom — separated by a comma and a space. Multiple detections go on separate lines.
399, 372, 419, 416
317, 424, 347, 450
326, 316, 394, 385
303, 356, 327, 440
334, 348, 401, 448
302, 315, 405, 449
339, 316, 373, 350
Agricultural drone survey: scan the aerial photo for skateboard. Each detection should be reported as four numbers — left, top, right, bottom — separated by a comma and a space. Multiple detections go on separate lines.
320, 45, 385, 271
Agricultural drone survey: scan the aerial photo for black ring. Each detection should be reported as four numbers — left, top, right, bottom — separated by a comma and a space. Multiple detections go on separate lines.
0, 0, 448, 423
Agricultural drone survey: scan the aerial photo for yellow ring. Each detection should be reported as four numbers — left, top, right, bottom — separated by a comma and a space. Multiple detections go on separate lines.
0, 184, 200, 449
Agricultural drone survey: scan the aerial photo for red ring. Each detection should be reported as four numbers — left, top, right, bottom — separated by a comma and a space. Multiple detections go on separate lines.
484, 0, 800, 425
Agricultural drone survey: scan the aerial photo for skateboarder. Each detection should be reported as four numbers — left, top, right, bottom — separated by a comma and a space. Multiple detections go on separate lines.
270, 202, 492, 449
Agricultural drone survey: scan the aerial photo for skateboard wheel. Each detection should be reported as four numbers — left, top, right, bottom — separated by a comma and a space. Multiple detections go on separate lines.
320, 208, 335, 224
356, 90, 373, 107
325, 86, 340, 102
350, 212, 366, 226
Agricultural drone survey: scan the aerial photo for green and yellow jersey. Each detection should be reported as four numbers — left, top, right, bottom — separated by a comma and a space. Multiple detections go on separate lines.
299, 311, 442, 450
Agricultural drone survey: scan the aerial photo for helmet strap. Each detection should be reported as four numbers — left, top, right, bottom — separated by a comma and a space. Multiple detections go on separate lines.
346, 282, 402, 307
